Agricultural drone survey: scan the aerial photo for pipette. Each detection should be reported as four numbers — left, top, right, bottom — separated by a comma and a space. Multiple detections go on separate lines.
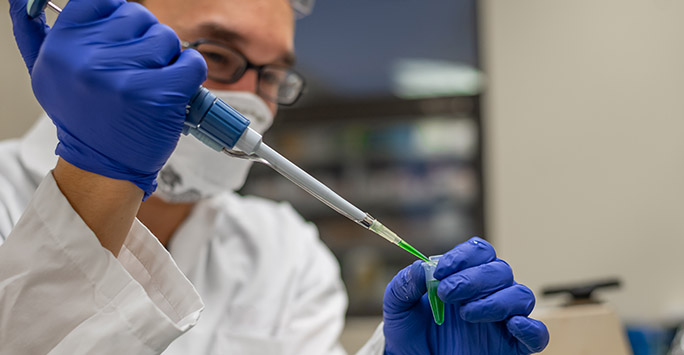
187, 88, 430, 262
27, 0, 430, 262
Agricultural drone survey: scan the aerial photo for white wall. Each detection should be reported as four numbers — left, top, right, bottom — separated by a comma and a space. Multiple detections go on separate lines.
0, 1, 43, 140
483, 0, 684, 322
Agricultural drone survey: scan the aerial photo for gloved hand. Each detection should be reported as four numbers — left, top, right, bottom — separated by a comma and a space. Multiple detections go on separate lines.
8, 0, 207, 198
383, 237, 549, 354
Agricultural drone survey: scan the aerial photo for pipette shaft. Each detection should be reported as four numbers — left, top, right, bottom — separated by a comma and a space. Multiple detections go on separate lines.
255, 143, 429, 261
232, 130, 428, 261
252, 143, 368, 225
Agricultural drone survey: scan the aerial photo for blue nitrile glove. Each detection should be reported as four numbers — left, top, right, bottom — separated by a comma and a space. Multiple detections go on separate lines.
383, 237, 550, 355
9, 0, 207, 198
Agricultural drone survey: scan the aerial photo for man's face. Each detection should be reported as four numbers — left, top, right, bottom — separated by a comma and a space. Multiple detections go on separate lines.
144, 0, 296, 114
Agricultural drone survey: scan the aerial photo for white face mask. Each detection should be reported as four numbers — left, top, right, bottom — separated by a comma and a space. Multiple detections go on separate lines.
154, 91, 274, 203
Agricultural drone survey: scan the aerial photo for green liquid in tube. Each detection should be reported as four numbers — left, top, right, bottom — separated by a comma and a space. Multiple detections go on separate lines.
369, 221, 429, 262
427, 279, 445, 325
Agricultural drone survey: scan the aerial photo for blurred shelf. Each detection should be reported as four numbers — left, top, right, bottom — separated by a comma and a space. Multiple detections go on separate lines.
240, 95, 484, 316
276, 95, 480, 123
265, 199, 475, 220
248, 156, 474, 174
264, 114, 479, 167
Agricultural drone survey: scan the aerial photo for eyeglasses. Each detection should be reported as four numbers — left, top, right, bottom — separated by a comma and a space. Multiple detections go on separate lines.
181, 39, 305, 105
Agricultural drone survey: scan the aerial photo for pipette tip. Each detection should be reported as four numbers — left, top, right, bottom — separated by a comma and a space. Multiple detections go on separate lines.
397, 240, 429, 262
367, 218, 429, 261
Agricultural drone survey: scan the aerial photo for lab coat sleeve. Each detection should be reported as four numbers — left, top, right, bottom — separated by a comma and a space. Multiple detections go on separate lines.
355, 322, 385, 355
0, 172, 204, 355
281, 221, 348, 355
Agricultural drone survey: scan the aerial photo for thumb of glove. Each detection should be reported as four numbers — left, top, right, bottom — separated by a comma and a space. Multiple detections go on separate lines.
383, 261, 427, 315
506, 315, 550, 354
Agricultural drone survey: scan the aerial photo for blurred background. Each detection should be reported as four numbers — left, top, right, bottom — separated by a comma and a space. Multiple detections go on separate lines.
244, 0, 483, 318
3, 0, 684, 353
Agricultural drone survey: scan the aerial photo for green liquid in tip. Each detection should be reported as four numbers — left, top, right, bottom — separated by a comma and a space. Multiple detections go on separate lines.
397, 240, 429, 262
369, 220, 429, 262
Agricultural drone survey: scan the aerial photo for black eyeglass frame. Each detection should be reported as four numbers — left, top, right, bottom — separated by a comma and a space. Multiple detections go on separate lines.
181, 39, 305, 106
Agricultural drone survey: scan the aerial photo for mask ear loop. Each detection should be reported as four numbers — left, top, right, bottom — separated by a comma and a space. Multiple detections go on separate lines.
186, 126, 266, 165
290, 0, 315, 18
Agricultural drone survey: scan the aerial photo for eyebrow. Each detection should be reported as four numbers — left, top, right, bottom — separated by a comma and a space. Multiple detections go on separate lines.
194, 22, 297, 67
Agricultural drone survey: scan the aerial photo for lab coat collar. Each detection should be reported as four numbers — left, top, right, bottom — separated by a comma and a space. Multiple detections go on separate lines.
165, 195, 220, 275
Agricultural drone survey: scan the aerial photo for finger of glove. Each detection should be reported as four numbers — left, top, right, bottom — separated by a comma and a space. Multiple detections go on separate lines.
97, 2, 158, 42
437, 259, 513, 304
58, 0, 124, 24
161, 48, 208, 97
507, 316, 550, 354
98, 24, 181, 69
382, 261, 427, 314
131, 48, 207, 105
459, 283, 536, 323
8, 0, 50, 74
434, 237, 496, 280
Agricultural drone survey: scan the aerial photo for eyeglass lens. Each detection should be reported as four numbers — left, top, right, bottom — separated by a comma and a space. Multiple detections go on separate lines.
193, 42, 302, 105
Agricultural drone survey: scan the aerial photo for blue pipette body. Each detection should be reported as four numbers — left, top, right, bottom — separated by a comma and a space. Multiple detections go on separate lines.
185, 87, 251, 150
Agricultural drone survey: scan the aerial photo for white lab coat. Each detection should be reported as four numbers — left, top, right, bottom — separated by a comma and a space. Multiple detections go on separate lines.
0, 117, 386, 355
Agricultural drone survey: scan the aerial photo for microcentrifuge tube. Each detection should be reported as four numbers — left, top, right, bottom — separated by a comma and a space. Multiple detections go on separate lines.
422, 255, 445, 325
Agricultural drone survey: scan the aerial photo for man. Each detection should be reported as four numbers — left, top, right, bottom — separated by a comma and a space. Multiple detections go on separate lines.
0, 0, 550, 353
